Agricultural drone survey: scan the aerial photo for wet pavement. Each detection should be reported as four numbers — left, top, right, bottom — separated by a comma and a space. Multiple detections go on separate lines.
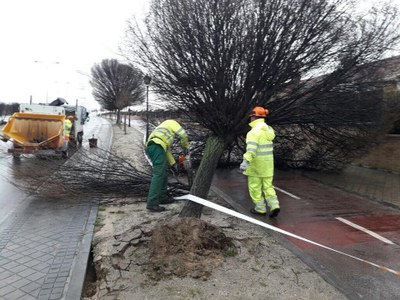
0, 196, 97, 300
212, 167, 400, 300
0, 117, 111, 300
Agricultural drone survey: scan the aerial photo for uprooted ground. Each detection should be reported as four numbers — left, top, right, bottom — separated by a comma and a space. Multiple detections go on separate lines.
82, 119, 346, 300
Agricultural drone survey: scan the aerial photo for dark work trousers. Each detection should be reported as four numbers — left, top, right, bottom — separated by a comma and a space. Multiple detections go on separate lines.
146, 141, 168, 206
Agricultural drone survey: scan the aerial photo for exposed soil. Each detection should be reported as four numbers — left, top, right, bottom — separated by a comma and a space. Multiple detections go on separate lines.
146, 218, 234, 281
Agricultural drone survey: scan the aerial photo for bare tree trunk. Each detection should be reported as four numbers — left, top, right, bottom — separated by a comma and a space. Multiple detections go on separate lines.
116, 109, 121, 125
179, 135, 226, 218
124, 112, 127, 134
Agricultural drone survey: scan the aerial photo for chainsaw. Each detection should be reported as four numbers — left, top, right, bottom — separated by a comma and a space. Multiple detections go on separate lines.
178, 150, 194, 188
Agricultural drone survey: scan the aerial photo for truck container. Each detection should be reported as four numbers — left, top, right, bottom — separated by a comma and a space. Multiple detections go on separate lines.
1, 100, 89, 157
2, 110, 67, 157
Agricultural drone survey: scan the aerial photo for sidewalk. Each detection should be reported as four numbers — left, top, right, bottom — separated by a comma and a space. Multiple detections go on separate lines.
0, 197, 97, 300
300, 165, 400, 209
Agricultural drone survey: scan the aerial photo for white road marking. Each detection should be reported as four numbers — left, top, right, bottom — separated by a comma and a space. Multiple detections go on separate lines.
336, 217, 394, 245
275, 186, 301, 199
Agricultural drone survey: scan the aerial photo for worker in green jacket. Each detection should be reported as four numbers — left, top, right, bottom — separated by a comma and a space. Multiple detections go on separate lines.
146, 119, 189, 212
240, 106, 280, 218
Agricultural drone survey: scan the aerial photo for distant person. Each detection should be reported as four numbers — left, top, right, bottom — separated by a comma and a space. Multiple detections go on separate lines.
146, 119, 189, 212
240, 106, 280, 218
64, 115, 74, 141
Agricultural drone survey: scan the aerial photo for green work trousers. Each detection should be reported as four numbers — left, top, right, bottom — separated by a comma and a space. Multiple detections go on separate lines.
146, 141, 168, 206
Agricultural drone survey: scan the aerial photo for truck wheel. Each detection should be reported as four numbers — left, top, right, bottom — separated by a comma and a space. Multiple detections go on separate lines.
11, 144, 21, 158
77, 132, 83, 144
62, 149, 69, 158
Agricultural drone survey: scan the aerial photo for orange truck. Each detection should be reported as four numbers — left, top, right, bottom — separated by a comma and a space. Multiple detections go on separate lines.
1, 103, 89, 158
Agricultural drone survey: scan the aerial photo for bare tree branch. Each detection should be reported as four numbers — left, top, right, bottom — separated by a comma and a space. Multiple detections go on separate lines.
9, 147, 190, 202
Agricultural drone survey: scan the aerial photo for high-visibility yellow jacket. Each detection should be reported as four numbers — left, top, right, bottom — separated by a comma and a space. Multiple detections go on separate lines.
146, 119, 189, 165
65, 119, 73, 139
243, 118, 275, 177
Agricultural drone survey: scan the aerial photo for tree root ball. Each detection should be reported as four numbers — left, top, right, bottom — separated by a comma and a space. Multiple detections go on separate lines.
145, 217, 235, 280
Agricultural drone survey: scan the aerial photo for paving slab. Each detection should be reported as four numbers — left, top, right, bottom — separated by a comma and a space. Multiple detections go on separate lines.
0, 196, 97, 300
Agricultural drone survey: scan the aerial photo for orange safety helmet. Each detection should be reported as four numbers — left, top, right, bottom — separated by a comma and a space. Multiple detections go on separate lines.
249, 106, 269, 117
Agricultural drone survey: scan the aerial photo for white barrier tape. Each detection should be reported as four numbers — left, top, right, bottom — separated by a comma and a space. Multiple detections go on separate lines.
175, 194, 400, 277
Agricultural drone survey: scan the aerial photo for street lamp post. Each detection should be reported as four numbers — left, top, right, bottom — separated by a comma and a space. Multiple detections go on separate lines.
143, 74, 152, 140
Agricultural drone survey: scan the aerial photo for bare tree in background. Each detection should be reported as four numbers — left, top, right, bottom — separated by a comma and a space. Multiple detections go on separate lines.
90, 59, 146, 124
123, 0, 400, 217
1, 102, 19, 115
0, 103, 5, 118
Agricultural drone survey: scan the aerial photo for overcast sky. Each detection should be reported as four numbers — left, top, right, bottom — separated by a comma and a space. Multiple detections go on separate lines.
0, 0, 148, 110
0, 0, 399, 111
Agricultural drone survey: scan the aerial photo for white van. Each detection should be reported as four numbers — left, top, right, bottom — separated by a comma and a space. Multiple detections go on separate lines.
62, 104, 90, 144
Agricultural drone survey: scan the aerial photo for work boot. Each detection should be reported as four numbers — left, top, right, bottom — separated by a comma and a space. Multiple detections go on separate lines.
147, 205, 166, 212
269, 208, 280, 218
250, 208, 267, 216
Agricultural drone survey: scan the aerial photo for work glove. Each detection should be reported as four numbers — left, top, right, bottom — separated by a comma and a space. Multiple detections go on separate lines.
170, 163, 178, 174
239, 160, 249, 172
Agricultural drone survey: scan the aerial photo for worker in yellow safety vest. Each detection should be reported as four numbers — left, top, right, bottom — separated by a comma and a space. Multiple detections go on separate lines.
146, 119, 189, 212
240, 106, 280, 218
64, 115, 74, 141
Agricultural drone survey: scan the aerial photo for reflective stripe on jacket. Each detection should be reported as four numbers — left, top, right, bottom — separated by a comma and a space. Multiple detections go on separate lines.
243, 118, 275, 177
146, 119, 189, 165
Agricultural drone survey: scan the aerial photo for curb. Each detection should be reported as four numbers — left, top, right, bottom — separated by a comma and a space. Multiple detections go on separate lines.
64, 206, 98, 300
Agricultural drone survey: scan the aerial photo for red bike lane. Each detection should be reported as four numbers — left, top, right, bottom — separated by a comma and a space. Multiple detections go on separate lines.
212, 169, 400, 299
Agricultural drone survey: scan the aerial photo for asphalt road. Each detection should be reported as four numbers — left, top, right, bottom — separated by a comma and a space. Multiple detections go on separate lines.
0, 115, 111, 225
0, 152, 27, 224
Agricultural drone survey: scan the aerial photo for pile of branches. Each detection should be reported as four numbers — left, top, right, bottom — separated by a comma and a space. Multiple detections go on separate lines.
60, 147, 153, 197
14, 147, 190, 200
